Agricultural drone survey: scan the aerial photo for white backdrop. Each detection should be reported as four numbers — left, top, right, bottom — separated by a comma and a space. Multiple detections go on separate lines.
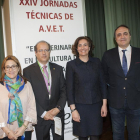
9, 0, 87, 139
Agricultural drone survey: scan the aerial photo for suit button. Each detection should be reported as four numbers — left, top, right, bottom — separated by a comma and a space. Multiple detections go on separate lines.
125, 78, 127, 80
123, 87, 126, 89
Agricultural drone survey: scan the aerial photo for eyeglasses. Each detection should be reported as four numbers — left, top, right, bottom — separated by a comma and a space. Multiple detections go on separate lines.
5, 65, 18, 71
37, 49, 50, 53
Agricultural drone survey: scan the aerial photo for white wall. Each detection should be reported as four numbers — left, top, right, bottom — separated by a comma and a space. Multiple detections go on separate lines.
9, 0, 87, 139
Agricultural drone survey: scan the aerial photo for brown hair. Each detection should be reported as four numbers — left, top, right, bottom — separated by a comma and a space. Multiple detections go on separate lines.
0, 55, 27, 83
72, 36, 94, 57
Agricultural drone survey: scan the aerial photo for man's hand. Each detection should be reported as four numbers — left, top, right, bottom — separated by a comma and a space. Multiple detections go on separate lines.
43, 108, 60, 120
49, 108, 60, 117
43, 111, 53, 120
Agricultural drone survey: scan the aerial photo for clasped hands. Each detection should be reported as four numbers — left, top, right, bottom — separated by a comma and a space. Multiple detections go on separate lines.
6, 126, 26, 140
43, 108, 60, 120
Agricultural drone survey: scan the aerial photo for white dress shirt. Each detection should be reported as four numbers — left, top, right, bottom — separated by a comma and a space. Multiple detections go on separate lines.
118, 45, 131, 71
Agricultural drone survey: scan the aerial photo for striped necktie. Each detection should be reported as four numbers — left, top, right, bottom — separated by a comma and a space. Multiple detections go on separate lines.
42, 65, 50, 94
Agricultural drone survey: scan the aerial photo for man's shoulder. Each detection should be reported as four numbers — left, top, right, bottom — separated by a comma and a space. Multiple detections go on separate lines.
105, 47, 117, 54
23, 63, 37, 72
102, 47, 117, 57
131, 47, 140, 58
49, 62, 63, 69
132, 46, 140, 52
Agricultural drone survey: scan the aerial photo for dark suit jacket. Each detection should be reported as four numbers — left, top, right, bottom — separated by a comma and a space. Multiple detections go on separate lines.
23, 62, 66, 125
102, 47, 140, 109
66, 57, 107, 106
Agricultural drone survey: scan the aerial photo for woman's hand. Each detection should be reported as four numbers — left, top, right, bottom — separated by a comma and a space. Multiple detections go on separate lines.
101, 104, 107, 117
2, 127, 17, 140
72, 110, 81, 122
14, 126, 26, 137
70, 104, 80, 122
8, 131, 18, 140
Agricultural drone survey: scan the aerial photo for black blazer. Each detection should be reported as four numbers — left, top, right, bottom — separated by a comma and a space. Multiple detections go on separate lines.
23, 62, 66, 125
66, 57, 107, 106
102, 47, 140, 109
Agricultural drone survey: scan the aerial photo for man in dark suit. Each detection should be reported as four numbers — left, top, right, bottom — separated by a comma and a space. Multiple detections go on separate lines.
23, 40, 66, 140
102, 25, 140, 140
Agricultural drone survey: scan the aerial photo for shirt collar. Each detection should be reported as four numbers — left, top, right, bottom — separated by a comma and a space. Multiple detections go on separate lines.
118, 44, 131, 53
37, 60, 49, 68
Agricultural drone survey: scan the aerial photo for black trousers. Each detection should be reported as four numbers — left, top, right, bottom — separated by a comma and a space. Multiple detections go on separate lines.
35, 120, 64, 140
2, 131, 32, 140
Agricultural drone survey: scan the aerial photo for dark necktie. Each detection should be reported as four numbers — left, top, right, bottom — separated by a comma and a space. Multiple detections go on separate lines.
122, 50, 127, 76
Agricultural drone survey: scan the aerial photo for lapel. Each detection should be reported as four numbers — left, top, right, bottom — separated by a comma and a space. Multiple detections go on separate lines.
33, 62, 49, 96
112, 48, 125, 76
127, 47, 137, 76
112, 46, 137, 77
49, 62, 56, 98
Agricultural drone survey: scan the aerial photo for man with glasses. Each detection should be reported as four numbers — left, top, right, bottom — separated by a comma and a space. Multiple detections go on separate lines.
23, 40, 66, 140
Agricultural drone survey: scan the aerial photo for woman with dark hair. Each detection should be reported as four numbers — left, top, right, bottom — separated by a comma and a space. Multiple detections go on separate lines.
0, 55, 37, 140
66, 36, 107, 140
